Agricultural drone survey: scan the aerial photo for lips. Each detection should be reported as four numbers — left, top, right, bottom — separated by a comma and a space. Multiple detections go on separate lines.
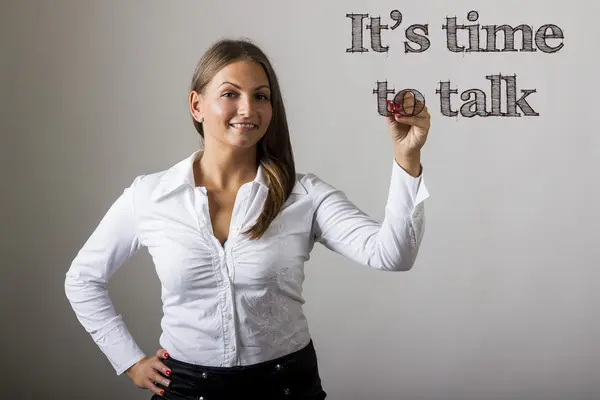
229, 122, 257, 131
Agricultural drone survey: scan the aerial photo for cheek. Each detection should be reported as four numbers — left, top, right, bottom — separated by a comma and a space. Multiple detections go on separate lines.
208, 100, 236, 122
260, 105, 273, 123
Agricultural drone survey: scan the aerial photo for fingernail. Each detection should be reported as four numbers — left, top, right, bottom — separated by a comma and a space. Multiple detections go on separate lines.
160, 390, 165, 396
164, 352, 169, 358
165, 369, 171, 376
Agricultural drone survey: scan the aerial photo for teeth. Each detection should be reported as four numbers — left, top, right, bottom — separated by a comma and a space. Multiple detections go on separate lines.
231, 123, 255, 128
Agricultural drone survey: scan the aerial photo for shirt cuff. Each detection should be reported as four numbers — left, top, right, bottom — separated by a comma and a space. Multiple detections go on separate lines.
96, 321, 147, 375
387, 157, 430, 215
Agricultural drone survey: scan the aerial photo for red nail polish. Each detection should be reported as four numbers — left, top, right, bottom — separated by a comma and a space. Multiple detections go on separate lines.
160, 390, 165, 396
165, 369, 171, 376
164, 352, 169, 358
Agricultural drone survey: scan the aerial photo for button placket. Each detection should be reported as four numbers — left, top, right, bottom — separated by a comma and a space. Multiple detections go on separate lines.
221, 276, 237, 365
223, 241, 237, 364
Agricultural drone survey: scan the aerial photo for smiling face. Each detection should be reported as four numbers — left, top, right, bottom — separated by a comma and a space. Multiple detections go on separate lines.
190, 60, 273, 150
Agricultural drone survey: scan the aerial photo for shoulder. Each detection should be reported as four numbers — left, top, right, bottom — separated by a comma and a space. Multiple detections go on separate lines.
125, 151, 199, 203
125, 165, 183, 205
295, 171, 340, 198
128, 170, 167, 196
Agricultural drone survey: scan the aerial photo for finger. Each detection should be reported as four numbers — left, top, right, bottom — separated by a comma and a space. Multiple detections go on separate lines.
413, 106, 430, 118
145, 378, 166, 397
386, 101, 398, 122
400, 104, 429, 118
153, 358, 172, 378
391, 96, 426, 117
156, 349, 169, 359
386, 100, 396, 116
150, 370, 171, 389
403, 101, 427, 116
393, 110, 429, 122
389, 108, 431, 125
389, 95, 415, 114
393, 114, 430, 129
401, 92, 417, 107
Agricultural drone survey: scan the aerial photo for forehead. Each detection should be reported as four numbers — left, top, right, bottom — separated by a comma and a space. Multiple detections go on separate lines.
211, 60, 270, 89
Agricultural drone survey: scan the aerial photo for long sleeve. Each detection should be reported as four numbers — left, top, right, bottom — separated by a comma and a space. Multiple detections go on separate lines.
64, 176, 146, 375
310, 158, 430, 271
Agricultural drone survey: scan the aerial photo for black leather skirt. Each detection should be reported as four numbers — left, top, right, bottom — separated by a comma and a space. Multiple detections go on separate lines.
151, 340, 327, 400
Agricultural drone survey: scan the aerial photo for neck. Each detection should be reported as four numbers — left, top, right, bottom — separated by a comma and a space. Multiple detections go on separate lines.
195, 142, 258, 192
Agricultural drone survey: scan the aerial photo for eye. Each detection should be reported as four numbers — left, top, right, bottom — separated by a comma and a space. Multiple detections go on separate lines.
222, 92, 237, 98
256, 93, 270, 101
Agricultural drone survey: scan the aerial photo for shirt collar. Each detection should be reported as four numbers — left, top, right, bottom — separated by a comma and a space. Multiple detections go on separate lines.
151, 150, 306, 201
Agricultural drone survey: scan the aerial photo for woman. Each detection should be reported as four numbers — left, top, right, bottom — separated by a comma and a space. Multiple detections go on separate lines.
64, 38, 431, 399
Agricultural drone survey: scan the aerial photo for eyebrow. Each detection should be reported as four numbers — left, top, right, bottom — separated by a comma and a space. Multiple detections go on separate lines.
218, 82, 270, 91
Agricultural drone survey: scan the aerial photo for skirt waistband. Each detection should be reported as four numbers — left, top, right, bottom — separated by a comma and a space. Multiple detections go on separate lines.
164, 340, 317, 375
153, 340, 326, 399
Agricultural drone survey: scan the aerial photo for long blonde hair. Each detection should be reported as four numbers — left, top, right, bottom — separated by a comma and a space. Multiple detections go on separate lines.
190, 38, 296, 240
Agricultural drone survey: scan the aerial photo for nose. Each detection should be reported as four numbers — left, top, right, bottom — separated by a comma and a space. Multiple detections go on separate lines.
237, 94, 255, 117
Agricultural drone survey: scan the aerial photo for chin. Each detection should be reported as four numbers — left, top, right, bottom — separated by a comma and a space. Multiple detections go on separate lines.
226, 129, 266, 147
229, 140, 258, 149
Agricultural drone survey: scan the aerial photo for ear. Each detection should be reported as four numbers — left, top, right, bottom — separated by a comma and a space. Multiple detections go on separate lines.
189, 90, 204, 123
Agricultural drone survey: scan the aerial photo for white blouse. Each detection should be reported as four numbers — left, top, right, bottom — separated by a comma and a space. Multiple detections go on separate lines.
64, 150, 430, 375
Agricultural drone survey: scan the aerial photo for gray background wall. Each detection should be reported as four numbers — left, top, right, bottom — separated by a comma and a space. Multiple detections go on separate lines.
2, 0, 599, 399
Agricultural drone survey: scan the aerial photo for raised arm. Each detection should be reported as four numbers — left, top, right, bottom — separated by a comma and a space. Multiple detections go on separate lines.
64, 176, 146, 375
310, 159, 429, 271
311, 90, 431, 271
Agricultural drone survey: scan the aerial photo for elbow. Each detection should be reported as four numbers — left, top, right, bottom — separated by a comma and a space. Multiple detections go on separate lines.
64, 269, 80, 304
379, 214, 425, 271
394, 257, 417, 272
64, 262, 105, 304
380, 244, 421, 272
390, 218, 425, 271
389, 254, 418, 272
